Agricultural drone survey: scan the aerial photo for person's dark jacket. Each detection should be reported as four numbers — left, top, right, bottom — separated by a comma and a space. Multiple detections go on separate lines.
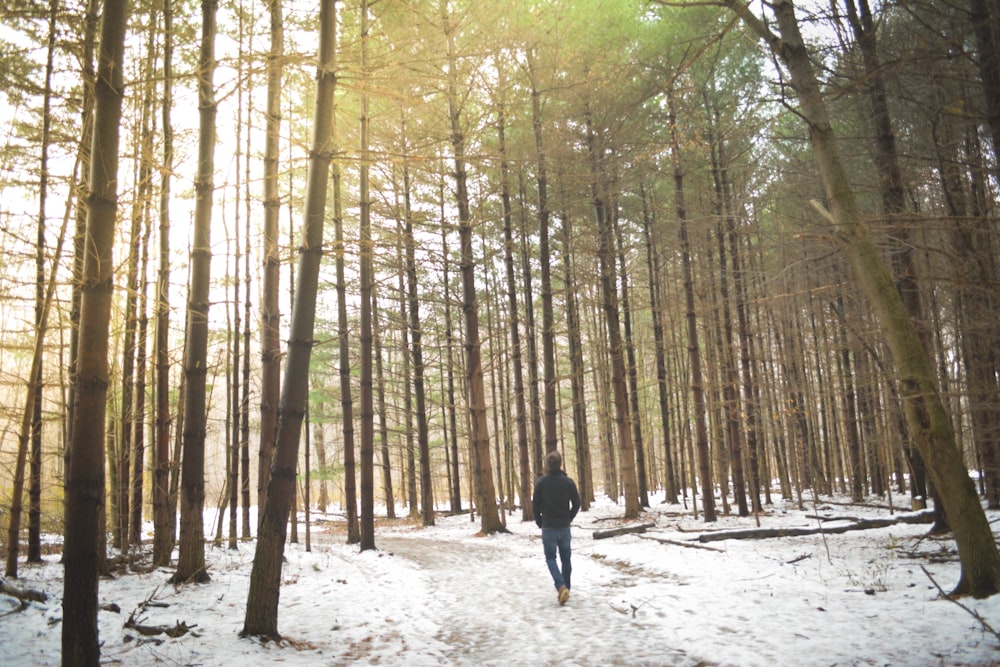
532, 470, 581, 529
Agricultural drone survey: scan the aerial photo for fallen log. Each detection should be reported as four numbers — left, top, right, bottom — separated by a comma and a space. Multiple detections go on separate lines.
125, 613, 197, 638
131, 620, 196, 638
593, 522, 656, 540
696, 510, 935, 543
0, 579, 48, 603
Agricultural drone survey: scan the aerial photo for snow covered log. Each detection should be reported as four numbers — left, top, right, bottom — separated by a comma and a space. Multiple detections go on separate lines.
696, 511, 935, 543
593, 523, 656, 540
0, 579, 48, 604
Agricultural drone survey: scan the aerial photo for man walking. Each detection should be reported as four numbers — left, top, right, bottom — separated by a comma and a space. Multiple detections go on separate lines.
532, 450, 581, 605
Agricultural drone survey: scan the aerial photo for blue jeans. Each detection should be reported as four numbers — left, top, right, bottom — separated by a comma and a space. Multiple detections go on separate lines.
541, 526, 572, 590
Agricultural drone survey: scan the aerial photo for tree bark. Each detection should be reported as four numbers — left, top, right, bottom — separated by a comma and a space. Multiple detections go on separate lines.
372, 288, 396, 518
173, 0, 219, 585
125, 0, 156, 553
442, 0, 503, 534
495, 82, 532, 521
441, 214, 462, 514
62, 0, 128, 660
130, 180, 152, 548
257, 0, 283, 521
525, 51, 559, 461
614, 210, 649, 508
359, 0, 376, 548
152, 0, 175, 568
331, 132, 360, 544
518, 175, 544, 477
400, 129, 433, 528
28, 0, 59, 566
560, 184, 594, 509
242, 0, 338, 638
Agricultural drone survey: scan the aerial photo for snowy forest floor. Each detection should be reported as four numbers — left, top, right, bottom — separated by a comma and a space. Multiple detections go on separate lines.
3, 491, 1000, 666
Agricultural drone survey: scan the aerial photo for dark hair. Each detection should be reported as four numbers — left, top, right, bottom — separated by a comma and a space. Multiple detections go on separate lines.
545, 450, 562, 473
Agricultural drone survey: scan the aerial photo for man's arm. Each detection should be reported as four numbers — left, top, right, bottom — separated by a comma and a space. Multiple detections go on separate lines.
569, 480, 581, 521
532, 480, 544, 527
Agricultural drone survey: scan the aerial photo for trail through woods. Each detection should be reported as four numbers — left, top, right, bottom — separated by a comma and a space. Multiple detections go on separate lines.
370, 531, 708, 667
2, 495, 999, 666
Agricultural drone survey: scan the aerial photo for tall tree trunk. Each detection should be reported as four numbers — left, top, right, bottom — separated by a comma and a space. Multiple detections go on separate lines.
62, 0, 128, 659
230, 224, 241, 549
723, 163, 762, 514
286, 119, 299, 547
153, 0, 175, 567
590, 297, 618, 499
303, 400, 311, 552
314, 422, 329, 509
559, 188, 594, 509
173, 0, 219, 585
712, 216, 746, 516
130, 187, 152, 547
704, 265, 731, 517
125, 3, 157, 553
518, 173, 544, 476
667, 87, 716, 522
258, 0, 284, 519
705, 108, 745, 517
729, 0, 1000, 597
496, 84, 532, 521
525, 51, 559, 460
614, 210, 649, 508
116, 37, 151, 552
442, 0, 503, 534
66, 0, 100, 487
27, 0, 59, 566
373, 288, 396, 518
227, 6, 246, 551
441, 212, 462, 513
241, 83, 253, 540
640, 183, 678, 503
484, 254, 508, 523
832, 294, 865, 501
242, 0, 337, 637
358, 0, 376, 549
709, 95, 765, 513
397, 224, 416, 517
399, 132, 434, 528
585, 108, 640, 520
333, 133, 360, 544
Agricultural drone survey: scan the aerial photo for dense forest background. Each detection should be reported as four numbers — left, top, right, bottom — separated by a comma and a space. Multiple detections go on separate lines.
1, 0, 999, 622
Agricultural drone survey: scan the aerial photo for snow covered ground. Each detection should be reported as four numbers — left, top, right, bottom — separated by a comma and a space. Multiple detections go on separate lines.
2, 492, 1000, 666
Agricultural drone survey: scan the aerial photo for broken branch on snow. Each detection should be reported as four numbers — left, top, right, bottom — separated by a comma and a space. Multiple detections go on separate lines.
637, 534, 725, 552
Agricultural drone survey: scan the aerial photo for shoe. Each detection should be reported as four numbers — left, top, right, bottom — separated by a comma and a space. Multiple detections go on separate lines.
558, 586, 570, 605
